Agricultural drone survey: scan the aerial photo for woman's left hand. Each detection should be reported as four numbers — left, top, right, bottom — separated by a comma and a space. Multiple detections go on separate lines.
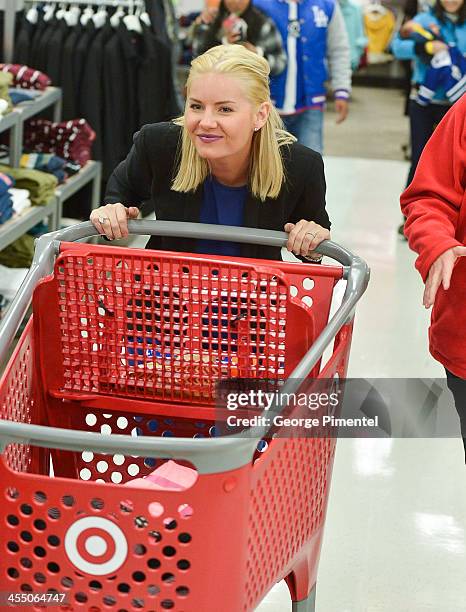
284, 220, 330, 258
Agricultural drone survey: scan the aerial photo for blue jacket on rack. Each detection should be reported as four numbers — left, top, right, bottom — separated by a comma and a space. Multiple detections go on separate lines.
253, 0, 351, 113
392, 10, 466, 102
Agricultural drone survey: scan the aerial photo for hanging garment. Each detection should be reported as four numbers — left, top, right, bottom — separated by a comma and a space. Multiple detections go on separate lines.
29, 11, 48, 69
60, 22, 83, 119
79, 21, 114, 158
102, 22, 132, 179
14, 13, 36, 66
114, 22, 140, 142
339, 0, 367, 70
45, 17, 69, 85
364, 9, 396, 54
73, 20, 97, 104
35, 17, 58, 73
138, 23, 180, 126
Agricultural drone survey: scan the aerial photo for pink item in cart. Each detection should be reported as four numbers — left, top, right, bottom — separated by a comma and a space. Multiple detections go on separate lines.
124, 460, 198, 491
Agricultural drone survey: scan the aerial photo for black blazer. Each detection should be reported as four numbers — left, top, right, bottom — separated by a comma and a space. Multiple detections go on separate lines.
104, 122, 330, 260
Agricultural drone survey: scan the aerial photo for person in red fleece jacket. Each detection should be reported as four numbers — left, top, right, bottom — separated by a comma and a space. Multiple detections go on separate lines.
401, 94, 466, 462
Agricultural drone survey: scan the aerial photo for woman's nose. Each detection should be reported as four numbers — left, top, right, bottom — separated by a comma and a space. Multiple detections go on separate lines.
199, 111, 217, 128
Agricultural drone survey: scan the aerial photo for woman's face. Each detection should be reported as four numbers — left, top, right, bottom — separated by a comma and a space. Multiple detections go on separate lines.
440, 0, 464, 13
185, 73, 269, 165
224, 0, 250, 14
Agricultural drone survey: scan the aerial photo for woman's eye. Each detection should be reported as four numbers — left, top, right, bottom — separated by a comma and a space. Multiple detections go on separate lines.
219, 107, 233, 113
190, 103, 202, 110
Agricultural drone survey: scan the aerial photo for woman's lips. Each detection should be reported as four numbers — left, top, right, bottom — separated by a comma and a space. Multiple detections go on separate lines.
198, 134, 223, 143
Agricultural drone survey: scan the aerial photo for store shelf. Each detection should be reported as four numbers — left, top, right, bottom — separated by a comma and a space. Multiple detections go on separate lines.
0, 198, 57, 252
14, 87, 62, 121
55, 160, 101, 202
54, 160, 102, 227
0, 111, 18, 136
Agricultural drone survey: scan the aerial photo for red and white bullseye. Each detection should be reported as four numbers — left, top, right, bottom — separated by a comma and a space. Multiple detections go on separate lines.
65, 517, 128, 575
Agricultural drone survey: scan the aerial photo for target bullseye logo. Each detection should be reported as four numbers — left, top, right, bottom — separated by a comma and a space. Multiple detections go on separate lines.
65, 517, 128, 575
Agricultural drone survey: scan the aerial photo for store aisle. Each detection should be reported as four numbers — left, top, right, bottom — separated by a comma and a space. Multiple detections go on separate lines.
257, 156, 466, 611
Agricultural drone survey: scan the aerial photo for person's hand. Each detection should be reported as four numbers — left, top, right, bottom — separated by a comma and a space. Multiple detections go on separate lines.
423, 245, 466, 308
335, 99, 349, 124
195, 7, 218, 25
90, 203, 140, 240
284, 220, 330, 258
430, 40, 448, 54
226, 29, 242, 43
400, 20, 416, 38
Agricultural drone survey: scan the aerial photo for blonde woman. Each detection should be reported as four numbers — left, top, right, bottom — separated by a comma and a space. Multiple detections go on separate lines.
91, 45, 331, 261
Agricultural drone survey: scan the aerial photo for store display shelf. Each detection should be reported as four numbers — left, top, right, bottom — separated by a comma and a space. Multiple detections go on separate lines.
55, 160, 101, 202
0, 111, 18, 136
14, 86, 62, 121
0, 198, 57, 252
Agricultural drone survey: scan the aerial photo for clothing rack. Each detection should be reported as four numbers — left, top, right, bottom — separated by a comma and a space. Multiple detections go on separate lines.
3, 0, 146, 63
22, 0, 145, 6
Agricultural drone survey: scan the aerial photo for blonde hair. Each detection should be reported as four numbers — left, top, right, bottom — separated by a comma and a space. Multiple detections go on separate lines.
171, 45, 296, 201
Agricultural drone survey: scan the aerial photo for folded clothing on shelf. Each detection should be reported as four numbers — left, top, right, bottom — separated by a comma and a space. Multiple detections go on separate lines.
24, 118, 96, 166
21, 153, 69, 184
0, 165, 57, 206
0, 192, 13, 224
0, 172, 14, 224
0, 72, 13, 116
0, 233, 35, 268
9, 187, 31, 215
0, 64, 51, 90
0, 171, 14, 196
9, 88, 42, 105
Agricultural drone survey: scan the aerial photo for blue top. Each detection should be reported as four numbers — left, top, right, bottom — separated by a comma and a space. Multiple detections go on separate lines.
197, 175, 247, 257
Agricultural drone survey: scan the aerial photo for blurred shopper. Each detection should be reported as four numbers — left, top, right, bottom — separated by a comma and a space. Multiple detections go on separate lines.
401, 95, 466, 462
191, 0, 287, 77
253, 0, 352, 154
393, 0, 466, 234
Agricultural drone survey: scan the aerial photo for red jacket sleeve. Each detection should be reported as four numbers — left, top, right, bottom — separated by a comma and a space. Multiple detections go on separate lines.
400, 97, 466, 282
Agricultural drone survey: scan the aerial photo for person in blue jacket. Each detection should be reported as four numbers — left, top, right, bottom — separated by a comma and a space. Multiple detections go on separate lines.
253, 0, 352, 154
392, 0, 466, 194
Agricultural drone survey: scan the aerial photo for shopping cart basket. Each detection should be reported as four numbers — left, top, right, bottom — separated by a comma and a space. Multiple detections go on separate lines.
0, 220, 369, 612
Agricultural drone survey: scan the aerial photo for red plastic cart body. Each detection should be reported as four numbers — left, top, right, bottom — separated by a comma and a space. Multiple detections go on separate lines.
0, 223, 368, 612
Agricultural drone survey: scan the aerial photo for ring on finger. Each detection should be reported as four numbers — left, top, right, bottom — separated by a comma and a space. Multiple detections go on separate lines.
98, 216, 108, 224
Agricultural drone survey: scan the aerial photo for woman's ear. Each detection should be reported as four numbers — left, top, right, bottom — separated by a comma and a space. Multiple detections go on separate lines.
255, 101, 271, 129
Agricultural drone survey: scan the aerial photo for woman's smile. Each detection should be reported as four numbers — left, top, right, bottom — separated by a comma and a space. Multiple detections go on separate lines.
197, 134, 224, 143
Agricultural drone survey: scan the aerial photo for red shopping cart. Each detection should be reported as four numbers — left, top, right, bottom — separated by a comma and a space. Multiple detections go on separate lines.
0, 220, 369, 612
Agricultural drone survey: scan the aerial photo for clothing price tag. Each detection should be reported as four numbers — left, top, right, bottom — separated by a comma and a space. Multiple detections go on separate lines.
0, 592, 69, 606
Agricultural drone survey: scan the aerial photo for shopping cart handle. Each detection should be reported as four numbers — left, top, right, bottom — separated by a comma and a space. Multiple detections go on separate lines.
0, 220, 369, 385
0, 419, 261, 475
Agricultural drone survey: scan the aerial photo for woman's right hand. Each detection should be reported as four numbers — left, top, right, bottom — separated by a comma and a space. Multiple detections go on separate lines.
90, 203, 140, 240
